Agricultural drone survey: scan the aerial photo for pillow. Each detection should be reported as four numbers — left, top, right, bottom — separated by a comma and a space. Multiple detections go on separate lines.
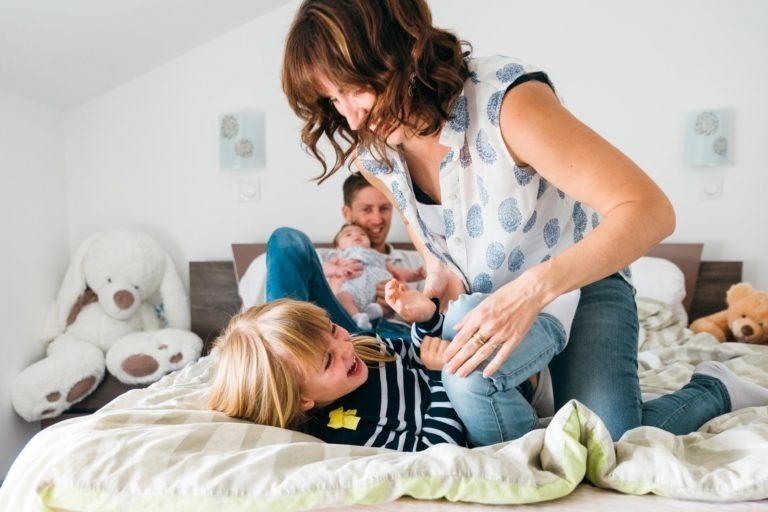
238, 248, 335, 309
629, 256, 687, 325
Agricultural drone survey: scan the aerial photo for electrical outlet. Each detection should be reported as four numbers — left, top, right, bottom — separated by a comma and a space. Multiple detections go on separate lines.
239, 179, 261, 203
698, 175, 723, 200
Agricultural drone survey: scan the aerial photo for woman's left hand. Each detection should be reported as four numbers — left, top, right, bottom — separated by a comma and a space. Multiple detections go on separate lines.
443, 271, 547, 378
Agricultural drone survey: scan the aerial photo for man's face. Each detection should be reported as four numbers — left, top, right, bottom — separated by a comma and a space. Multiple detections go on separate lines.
342, 186, 393, 252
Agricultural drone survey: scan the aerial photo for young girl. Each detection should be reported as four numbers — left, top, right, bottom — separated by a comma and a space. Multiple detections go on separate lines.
209, 297, 768, 451
209, 298, 465, 451
332, 223, 425, 330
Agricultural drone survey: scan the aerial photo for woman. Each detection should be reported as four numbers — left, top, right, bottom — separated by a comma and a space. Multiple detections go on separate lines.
279, 0, 738, 441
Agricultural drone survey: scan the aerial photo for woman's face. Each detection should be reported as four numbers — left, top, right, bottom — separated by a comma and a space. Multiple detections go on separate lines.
317, 73, 406, 146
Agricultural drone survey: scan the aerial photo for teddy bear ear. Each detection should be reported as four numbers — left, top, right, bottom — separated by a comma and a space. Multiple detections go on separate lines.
726, 282, 754, 305
47, 232, 104, 339
157, 253, 190, 329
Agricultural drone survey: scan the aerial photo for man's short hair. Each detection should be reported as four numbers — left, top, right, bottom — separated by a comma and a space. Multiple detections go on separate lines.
342, 173, 372, 207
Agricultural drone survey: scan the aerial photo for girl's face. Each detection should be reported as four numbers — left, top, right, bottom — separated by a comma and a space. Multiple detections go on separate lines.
300, 321, 368, 410
336, 224, 371, 250
317, 73, 407, 146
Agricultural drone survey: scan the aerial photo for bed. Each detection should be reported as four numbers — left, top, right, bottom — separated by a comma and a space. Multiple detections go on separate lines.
2, 243, 768, 511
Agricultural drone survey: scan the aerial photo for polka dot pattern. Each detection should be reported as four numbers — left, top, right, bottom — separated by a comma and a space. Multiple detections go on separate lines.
498, 198, 522, 233
443, 209, 455, 238
476, 129, 497, 165
391, 181, 407, 211
543, 218, 560, 248
487, 90, 503, 127
508, 247, 525, 272
467, 204, 484, 238
473, 273, 493, 293
523, 211, 537, 233
495, 62, 525, 83
357, 56, 608, 299
513, 165, 534, 186
572, 202, 587, 243
449, 96, 469, 132
486, 242, 505, 270
459, 142, 472, 168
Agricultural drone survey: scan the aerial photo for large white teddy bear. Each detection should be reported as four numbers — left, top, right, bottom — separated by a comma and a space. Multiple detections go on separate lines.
12, 229, 203, 422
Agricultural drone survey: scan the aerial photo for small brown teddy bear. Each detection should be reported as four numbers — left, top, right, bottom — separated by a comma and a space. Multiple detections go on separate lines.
689, 283, 768, 344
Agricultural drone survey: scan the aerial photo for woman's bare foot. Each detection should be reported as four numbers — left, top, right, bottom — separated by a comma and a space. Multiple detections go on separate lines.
384, 279, 437, 323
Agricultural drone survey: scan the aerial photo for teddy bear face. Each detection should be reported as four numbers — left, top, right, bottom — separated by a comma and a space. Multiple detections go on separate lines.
82, 235, 166, 321
726, 295, 768, 344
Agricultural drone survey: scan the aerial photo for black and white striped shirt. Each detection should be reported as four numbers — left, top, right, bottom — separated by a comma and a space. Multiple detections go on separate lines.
305, 311, 465, 451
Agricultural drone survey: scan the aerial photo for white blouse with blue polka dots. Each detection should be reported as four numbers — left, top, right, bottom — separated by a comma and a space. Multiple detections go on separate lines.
359, 56, 613, 293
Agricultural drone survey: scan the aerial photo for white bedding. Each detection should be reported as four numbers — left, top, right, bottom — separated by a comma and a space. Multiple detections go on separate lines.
2, 299, 768, 511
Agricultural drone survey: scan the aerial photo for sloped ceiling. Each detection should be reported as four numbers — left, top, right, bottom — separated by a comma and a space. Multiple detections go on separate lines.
0, 0, 293, 111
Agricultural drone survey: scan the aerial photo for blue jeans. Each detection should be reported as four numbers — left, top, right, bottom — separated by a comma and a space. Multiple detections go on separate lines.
549, 273, 731, 440
441, 293, 568, 446
265, 227, 412, 340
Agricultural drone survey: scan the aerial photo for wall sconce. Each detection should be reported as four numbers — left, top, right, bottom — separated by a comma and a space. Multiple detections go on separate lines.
219, 110, 266, 169
684, 109, 731, 167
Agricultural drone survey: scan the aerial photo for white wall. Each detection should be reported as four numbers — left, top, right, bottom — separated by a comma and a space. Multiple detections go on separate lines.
0, 89, 68, 479
4, 0, 766, 479
63, 0, 768, 287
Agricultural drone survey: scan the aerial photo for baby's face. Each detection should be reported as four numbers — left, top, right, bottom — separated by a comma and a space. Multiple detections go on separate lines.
336, 225, 371, 249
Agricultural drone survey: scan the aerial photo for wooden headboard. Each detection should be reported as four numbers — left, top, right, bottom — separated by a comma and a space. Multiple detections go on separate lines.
190, 243, 742, 354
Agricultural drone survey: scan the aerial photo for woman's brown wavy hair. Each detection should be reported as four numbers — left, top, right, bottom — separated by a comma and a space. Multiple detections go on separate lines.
282, 0, 471, 183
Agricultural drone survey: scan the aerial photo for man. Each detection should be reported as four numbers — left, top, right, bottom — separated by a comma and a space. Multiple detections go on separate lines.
265, 173, 424, 339
325, 174, 424, 305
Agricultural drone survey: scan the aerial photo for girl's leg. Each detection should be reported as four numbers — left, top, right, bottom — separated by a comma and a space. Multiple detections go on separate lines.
441, 293, 568, 445
265, 227, 358, 333
549, 274, 642, 441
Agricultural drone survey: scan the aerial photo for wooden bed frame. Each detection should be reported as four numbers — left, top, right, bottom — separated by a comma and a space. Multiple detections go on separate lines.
189, 242, 742, 354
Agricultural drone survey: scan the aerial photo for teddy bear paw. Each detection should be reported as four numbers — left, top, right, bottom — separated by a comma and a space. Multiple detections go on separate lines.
11, 340, 106, 422
39, 375, 100, 417
106, 329, 203, 385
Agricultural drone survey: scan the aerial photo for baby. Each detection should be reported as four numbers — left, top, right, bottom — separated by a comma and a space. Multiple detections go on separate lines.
332, 223, 424, 330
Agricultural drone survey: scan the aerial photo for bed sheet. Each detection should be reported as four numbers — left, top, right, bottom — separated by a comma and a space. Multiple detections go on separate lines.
2, 299, 768, 511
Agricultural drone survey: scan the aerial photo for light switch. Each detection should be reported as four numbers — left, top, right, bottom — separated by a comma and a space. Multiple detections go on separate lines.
239, 179, 261, 202
698, 175, 723, 200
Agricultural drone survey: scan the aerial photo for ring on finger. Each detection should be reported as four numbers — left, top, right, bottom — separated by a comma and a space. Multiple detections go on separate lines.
472, 332, 488, 346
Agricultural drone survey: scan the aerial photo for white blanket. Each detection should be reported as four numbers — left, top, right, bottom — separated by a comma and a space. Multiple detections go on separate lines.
2, 299, 767, 511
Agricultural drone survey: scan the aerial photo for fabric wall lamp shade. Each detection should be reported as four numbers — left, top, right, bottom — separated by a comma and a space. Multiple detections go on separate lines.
219, 110, 266, 169
684, 109, 731, 167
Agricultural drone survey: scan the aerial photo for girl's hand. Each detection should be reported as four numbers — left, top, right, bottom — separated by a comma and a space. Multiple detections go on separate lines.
384, 279, 436, 323
420, 336, 451, 371
422, 265, 465, 312
443, 271, 546, 378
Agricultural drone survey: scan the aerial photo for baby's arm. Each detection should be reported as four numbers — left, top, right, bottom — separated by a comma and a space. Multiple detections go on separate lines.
384, 279, 436, 323
386, 262, 426, 283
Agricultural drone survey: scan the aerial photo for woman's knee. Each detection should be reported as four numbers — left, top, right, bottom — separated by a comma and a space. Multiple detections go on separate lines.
443, 293, 489, 339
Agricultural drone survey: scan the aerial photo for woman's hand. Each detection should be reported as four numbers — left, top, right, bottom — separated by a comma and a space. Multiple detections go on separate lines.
443, 271, 546, 378
420, 336, 451, 371
422, 265, 465, 312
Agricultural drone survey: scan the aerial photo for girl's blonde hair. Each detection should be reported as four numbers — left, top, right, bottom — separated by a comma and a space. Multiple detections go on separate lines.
208, 298, 393, 429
